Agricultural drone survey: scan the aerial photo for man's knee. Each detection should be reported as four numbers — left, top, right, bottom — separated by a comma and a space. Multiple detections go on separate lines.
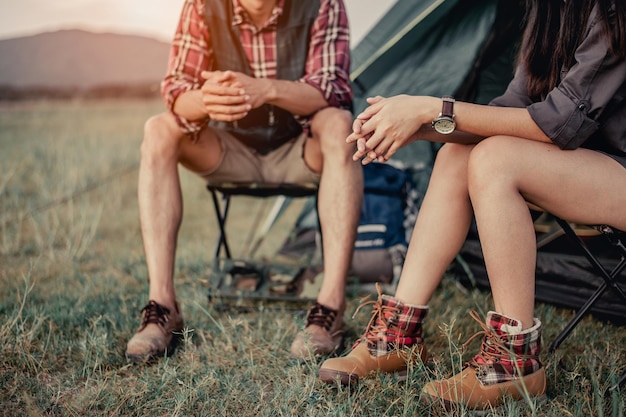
310, 107, 353, 150
141, 112, 183, 160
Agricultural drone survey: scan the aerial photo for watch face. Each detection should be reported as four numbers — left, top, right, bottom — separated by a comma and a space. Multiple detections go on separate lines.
435, 118, 455, 134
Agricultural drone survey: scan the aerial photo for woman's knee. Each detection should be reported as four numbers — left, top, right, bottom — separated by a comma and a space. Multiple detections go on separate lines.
467, 136, 520, 193
424, 143, 475, 197
433, 143, 474, 176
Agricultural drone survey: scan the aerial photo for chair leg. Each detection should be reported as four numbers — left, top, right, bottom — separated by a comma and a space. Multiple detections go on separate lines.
548, 281, 608, 353
555, 218, 626, 300
247, 196, 290, 258
548, 218, 626, 353
210, 189, 232, 260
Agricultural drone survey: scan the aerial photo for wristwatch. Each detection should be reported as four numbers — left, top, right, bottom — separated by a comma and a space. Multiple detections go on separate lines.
432, 95, 456, 134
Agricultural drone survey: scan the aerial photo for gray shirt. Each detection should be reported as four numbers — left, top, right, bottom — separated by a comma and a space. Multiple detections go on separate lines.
490, 3, 626, 168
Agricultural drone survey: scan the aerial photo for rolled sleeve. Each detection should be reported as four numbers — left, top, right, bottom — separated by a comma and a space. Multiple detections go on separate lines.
526, 6, 626, 150
491, 5, 626, 151
300, 0, 353, 110
527, 89, 598, 150
161, 80, 206, 135
160, 0, 212, 135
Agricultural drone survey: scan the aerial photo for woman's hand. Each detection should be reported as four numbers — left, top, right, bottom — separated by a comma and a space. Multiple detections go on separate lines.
348, 95, 434, 164
349, 96, 382, 164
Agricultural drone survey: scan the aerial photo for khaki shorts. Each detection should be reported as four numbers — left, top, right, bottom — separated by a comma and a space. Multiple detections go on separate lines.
199, 129, 321, 184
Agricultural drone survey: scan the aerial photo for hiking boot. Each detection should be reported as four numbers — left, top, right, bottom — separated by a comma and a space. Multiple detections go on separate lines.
421, 310, 547, 414
126, 300, 185, 362
319, 284, 428, 385
290, 302, 345, 358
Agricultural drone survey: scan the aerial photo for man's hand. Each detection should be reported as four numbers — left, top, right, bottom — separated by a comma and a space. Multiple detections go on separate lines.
200, 70, 253, 122
215, 71, 272, 110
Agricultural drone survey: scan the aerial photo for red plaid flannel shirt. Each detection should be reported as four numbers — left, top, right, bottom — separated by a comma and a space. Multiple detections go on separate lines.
161, 0, 353, 135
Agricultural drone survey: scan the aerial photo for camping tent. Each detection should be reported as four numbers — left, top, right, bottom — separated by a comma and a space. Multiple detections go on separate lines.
281, 0, 626, 323
282, 0, 525, 257
283, 0, 525, 225
350, 0, 523, 110
347, 0, 526, 175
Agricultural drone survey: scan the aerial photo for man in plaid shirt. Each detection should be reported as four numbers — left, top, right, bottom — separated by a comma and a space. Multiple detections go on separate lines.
126, 0, 363, 362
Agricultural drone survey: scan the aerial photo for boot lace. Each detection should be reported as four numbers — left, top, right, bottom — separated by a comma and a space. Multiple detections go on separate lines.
352, 283, 400, 346
139, 300, 171, 331
305, 303, 337, 331
463, 310, 538, 369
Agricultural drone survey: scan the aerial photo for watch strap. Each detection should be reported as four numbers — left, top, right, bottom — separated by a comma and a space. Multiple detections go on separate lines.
441, 95, 455, 118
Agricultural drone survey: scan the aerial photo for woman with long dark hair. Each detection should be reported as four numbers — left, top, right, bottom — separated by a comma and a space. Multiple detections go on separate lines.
318, 0, 626, 412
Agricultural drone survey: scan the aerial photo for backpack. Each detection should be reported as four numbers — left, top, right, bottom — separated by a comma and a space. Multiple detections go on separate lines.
349, 162, 420, 289
277, 161, 423, 292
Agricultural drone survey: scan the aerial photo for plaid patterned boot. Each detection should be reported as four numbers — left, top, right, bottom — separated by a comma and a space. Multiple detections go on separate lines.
421, 310, 547, 414
319, 284, 428, 385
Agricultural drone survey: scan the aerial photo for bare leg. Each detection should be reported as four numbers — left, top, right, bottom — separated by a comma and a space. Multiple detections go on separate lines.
305, 107, 364, 311
139, 112, 221, 312
468, 136, 626, 328
394, 143, 475, 305
316, 144, 474, 379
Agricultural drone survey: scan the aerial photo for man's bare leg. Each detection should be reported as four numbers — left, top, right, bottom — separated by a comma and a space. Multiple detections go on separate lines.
290, 107, 363, 357
311, 108, 363, 310
127, 112, 221, 361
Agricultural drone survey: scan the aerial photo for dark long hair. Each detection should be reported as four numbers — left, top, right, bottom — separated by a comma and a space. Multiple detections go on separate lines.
520, 0, 626, 98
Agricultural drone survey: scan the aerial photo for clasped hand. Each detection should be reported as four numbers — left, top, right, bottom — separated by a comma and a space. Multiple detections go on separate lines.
347, 95, 427, 164
200, 70, 268, 122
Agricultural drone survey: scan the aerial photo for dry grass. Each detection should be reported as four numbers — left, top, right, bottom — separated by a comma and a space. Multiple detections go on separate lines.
0, 99, 624, 416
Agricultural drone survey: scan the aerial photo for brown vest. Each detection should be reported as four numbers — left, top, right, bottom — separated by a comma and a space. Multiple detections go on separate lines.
204, 0, 320, 154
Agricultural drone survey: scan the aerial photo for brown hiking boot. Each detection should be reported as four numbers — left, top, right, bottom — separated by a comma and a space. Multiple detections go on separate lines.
421, 310, 547, 414
290, 302, 345, 359
126, 300, 185, 362
319, 284, 428, 385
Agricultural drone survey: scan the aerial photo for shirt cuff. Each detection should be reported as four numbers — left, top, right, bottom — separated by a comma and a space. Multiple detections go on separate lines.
299, 78, 352, 110
164, 87, 208, 138
527, 87, 598, 150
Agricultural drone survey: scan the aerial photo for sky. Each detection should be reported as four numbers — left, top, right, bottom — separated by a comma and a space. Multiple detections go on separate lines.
0, 0, 397, 46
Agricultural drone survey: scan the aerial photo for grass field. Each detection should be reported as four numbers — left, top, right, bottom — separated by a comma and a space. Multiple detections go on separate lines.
1, 98, 624, 416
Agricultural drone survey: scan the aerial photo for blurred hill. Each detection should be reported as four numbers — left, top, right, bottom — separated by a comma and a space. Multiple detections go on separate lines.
0, 29, 170, 100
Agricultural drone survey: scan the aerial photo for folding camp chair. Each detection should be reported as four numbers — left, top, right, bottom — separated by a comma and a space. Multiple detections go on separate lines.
206, 181, 321, 303
537, 216, 626, 392
207, 181, 318, 260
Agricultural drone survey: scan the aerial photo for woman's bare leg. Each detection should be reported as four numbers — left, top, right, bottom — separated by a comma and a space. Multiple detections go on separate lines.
467, 136, 626, 328
394, 143, 476, 305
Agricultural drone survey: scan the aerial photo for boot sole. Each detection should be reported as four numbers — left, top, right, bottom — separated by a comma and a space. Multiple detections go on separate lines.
421, 393, 548, 416
318, 368, 359, 385
126, 331, 184, 363
318, 368, 409, 386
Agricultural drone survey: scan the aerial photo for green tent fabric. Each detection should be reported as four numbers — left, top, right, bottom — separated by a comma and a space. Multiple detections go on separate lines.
350, 0, 525, 167
282, 0, 526, 258
350, 0, 524, 113
286, 0, 525, 234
